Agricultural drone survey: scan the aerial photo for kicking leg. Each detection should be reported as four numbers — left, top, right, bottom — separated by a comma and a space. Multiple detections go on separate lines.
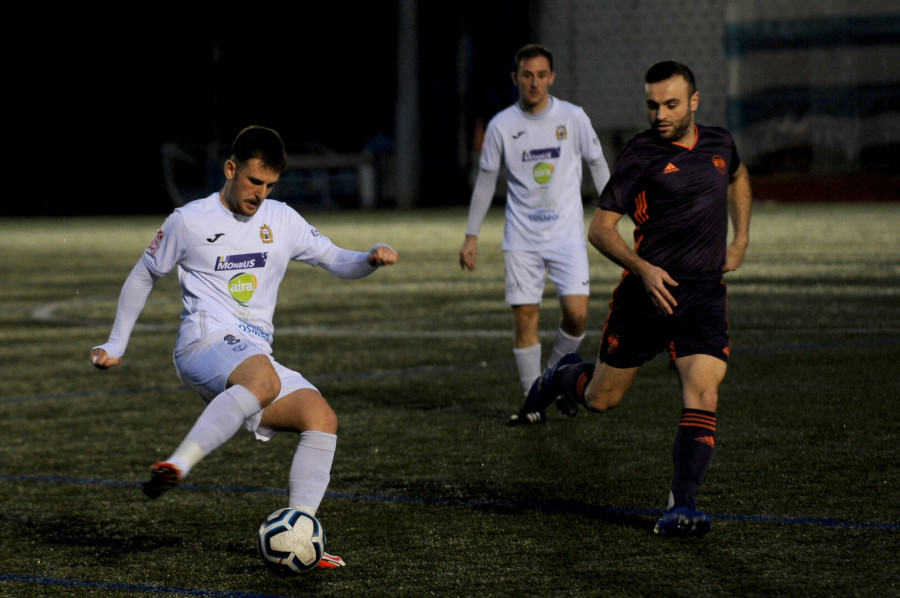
144, 354, 279, 498
260, 388, 345, 568
258, 387, 338, 515
144, 385, 265, 498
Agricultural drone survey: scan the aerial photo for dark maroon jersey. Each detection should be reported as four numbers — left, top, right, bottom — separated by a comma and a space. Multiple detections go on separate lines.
599, 124, 741, 277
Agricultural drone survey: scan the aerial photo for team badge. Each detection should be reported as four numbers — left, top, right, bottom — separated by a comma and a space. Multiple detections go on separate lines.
259, 224, 274, 244
712, 155, 727, 175
556, 125, 567, 140
606, 333, 620, 355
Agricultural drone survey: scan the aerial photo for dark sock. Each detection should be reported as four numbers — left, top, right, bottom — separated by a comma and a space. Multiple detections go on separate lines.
525, 361, 595, 411
670, 408, 716, 509
556, 362, 595, 406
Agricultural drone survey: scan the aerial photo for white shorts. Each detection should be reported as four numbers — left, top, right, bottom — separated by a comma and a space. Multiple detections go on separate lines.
503, 243, 590, 305
173, 332, 317, 441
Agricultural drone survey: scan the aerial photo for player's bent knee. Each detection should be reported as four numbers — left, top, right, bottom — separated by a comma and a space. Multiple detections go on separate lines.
685, 388, 719, 412
295, 392, 338, 434
561, 314, 588, 336
308, 401, 338, 435
229, 355, 282, 404
583, 384, 626, 413
252, 374, 282, 406
585, 395, 618, 413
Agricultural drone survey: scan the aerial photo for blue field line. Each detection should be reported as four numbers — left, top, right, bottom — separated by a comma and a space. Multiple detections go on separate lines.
2, 473, 897, 531
0, 574, 312, 598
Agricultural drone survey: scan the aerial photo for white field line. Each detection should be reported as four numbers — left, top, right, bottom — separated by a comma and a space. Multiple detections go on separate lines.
29, 298, 900, 337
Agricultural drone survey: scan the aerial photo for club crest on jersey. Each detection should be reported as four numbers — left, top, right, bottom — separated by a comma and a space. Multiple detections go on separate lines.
712, 155, 727, 175
522, 147, 560, 162
606, 333, 620, 354
556, 125, 567, 140
259, 224, 274, 244
215, 252, 268, 271
228, 272, 258, 304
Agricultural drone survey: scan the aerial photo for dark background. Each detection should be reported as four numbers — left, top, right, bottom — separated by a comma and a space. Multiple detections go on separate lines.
9, 3, 535, 216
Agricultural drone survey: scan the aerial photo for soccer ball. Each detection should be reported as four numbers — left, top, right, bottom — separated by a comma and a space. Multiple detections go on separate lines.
257, 508, 325, 574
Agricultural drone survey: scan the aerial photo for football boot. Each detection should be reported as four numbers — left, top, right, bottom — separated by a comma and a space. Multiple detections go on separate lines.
317, 552, 346, 568
653, 505, 711, 538
142, 462, 182, 499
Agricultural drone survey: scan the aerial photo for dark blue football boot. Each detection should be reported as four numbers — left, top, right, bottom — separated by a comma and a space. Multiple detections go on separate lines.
507, 353, 583, 425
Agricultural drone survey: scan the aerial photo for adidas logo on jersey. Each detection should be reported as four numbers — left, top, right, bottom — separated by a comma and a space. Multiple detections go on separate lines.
663, 163, 680, 174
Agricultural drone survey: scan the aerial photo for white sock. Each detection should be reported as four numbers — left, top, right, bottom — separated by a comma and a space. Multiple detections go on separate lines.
289, 431, 337, 516
513, 344, 542, 395
167, 385, 261, 478
547, 327, 585, 369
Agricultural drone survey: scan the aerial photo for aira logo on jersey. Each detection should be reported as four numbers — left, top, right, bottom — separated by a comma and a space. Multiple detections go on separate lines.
228, 273, 258, 304
216, 253, 268, 304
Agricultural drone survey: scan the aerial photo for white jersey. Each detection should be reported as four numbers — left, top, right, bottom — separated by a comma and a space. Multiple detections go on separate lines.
480, 96, 606, 251
143, 192, 349, 354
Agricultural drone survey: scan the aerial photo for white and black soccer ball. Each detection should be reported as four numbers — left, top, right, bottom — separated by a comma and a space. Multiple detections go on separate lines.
257, 508, 325, 574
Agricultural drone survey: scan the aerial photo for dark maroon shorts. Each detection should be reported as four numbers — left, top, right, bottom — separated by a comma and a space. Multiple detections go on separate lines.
598, 274, 730, 368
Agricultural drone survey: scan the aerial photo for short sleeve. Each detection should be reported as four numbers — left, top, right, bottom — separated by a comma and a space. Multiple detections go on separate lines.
598, 146, 644, 215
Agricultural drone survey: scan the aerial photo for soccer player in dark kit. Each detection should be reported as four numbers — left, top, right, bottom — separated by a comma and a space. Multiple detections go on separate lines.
510, 60, 752, 537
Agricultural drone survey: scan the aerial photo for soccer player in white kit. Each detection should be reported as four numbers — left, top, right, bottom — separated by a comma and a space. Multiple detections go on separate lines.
91, 126, 398, 568
459, 44, 610, 424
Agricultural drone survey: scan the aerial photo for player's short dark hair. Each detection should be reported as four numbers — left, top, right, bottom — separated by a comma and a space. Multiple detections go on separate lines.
645, 61, 697, 96
514, 44, 554, 73
230, 125, 287, 173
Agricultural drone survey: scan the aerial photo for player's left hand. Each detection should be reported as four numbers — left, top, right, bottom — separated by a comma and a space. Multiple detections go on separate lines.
368, 244, 398, 267
459, 235, 478, 270
723, 238, 749, 272
90, 348, 121, 370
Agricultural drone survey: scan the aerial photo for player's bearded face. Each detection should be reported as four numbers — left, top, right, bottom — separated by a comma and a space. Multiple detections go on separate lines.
220, 158, 281, 216
645, 76, 698, 143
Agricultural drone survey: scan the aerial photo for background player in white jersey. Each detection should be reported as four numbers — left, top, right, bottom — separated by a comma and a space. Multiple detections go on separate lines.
90, 126, 398, 568
458, 44, 610, 424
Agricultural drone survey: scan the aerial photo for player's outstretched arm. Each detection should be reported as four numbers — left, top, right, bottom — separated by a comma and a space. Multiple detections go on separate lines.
90, 260, 159, 370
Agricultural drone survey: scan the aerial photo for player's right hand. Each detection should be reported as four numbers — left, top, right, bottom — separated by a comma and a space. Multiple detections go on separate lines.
90, 348, 121, 370
459, 236, 478, 270
639, 265, 679, 316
